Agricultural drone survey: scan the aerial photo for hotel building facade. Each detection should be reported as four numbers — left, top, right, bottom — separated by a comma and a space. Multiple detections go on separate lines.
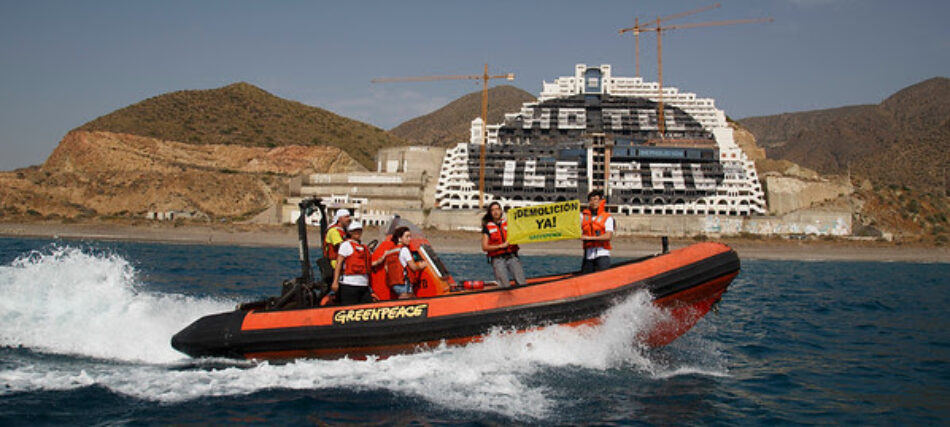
434, 64, 766, 216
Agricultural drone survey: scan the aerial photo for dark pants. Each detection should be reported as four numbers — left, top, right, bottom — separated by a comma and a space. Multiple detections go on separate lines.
339, 284, 373, 305
581, 256, 611, 274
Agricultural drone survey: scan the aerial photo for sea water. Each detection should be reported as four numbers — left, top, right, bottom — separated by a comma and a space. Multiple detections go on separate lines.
0, 236, 947, 425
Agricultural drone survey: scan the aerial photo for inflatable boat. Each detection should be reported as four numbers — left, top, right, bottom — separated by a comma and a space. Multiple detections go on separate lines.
171, 198, 739, 360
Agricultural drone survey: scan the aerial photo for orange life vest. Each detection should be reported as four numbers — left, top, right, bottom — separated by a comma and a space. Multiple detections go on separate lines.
342, 240, 370, 276
323, 223, 346, 260
582, 201, 612, 250
384, 245, 407, 287
485, 220, 519, 257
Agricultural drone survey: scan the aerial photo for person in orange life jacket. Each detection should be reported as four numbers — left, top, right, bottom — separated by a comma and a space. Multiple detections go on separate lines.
382, 226, 427, 299
323, 209, 351, 269
481, 201, 526, 287
330, 220, 380, 305
580, 189, 613, 273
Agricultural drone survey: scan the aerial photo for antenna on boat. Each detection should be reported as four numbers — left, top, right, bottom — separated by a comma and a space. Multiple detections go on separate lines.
296, 197, 325, 283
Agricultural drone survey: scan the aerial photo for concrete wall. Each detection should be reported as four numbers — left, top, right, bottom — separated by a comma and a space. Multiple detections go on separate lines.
743, 209, 852, 236
377, 146, 445, 208
425, 208, 850, 236
614, 208, 851, 237
613, 215, 705, 236
305, 172, 424, 185
377, 146, 446, 175
277, 150, 438, 226
298, 184, 424, 200
388, 209, 427, 227
425, 209, 483, 232
248, 204, 280, 224
281, 203, 850, 237
764, 174, 853, 216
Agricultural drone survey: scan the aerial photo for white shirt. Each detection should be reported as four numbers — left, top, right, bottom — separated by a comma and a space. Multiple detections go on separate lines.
337, 241, 369, 286
580, 214, 614, 260
398, 246, 414, 268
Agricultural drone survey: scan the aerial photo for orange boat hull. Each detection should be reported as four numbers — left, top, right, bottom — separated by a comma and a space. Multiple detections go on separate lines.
172, 242, 739, 360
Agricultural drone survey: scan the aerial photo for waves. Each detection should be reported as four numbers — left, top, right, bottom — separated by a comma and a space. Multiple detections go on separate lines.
0, 245, 233, 363
0, 243, 727, 419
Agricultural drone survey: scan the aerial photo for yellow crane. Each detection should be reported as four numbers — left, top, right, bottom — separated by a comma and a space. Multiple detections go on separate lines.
619, 3, 721, 78
620, 17, 773, 136
373, 64, 515, 209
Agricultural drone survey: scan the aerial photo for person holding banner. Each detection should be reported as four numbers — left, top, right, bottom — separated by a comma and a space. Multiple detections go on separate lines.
481, 202, 526, 287
580, 190, 614, 273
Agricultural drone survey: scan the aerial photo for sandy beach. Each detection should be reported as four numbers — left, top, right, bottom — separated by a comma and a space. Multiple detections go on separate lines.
1, 221, 947, 263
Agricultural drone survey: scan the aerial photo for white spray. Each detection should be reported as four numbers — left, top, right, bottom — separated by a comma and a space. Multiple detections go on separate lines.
0, 244, 725, 419
0, 245, 232, 363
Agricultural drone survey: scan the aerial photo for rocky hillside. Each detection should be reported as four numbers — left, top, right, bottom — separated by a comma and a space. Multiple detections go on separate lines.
390, 85, 536, 146
739, 77, 949, 194
740, 78, 950, 242
0, 131, 364, 220
851, 184, 948, 243
1, 82, 401, 222
77, 82, 410, 168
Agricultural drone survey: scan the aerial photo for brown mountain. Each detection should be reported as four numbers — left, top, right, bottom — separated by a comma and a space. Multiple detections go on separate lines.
0, 82, 396, 221
0, 131, 364, 220
739, 77, 950, 194
77, 82, 410, 169
390, 85, 536, 146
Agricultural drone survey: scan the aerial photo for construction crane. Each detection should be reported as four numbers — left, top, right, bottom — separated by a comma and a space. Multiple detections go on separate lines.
619, 3, 721, 78
620, 17, 773, 136
373, 64, 515, 209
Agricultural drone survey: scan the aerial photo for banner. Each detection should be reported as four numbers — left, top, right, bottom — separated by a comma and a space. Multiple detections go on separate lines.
507, 200, 581, 245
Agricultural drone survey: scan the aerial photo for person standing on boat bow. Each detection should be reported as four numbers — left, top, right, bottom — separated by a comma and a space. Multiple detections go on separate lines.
580, 190, 613, 273
331, 220, 379, 305
482, 202, 526, 287
323, 208, 351, 269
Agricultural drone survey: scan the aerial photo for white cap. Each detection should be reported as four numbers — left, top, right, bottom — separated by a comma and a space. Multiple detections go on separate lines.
347, 220, 363, 231
333, 209, 351, 221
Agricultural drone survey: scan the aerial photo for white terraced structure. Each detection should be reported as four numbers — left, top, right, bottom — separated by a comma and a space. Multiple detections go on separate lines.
435, 64, 766, 216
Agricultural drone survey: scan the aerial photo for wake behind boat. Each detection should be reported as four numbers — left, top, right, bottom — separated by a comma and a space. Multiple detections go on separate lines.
171, 198, 739, 360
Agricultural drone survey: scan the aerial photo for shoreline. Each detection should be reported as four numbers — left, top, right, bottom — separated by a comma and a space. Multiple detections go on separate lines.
0, 221, 947, 263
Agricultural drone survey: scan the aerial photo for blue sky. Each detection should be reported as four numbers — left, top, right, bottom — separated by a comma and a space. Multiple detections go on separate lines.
1, 0, 947, 170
